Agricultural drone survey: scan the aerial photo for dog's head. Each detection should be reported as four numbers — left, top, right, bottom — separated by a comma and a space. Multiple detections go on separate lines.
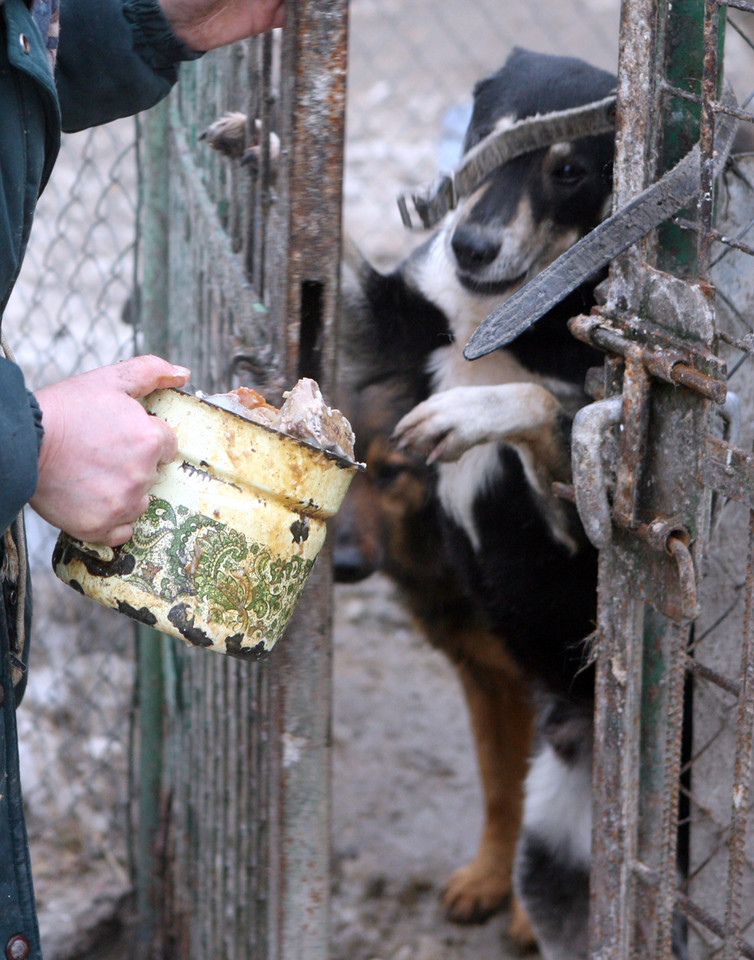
445, 48, 616, 299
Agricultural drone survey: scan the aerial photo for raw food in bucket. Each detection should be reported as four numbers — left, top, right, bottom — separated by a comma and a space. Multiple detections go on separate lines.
204, 377, 356, 461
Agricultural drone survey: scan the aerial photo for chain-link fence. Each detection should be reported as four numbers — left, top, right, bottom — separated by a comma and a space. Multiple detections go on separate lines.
5, 119, 139, 955
684, 9, 754, 953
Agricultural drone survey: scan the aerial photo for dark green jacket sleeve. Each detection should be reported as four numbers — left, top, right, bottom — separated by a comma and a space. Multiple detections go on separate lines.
0, 360, 44, 535
56, 0, 202, 133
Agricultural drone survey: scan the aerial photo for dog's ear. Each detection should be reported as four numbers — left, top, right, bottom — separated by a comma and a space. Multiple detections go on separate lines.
338, 234, 387, 390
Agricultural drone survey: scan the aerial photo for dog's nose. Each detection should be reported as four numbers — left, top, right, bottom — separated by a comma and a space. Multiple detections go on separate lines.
333, 545, 374, 584
451, 225, 501, 271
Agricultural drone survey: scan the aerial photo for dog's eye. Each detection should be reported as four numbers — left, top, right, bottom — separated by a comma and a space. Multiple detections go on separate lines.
551, 160, 587, 185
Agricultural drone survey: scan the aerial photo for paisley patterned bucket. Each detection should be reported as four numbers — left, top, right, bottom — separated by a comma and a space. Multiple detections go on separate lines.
52, 388, 360, 660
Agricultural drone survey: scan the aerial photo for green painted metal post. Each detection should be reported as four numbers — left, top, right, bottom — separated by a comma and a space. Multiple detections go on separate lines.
135, 99, 171, 957
590, 1, 725, 956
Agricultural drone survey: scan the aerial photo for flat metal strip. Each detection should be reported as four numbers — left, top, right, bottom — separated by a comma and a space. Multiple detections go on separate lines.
700, 437, 754, 509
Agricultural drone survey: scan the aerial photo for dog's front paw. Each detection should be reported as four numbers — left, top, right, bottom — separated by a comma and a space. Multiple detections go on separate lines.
441, 856, 511, 924
199, 114, 280, 178
240, 127, 281, 175
199, 111, 248, 160
393, 389, 483, 463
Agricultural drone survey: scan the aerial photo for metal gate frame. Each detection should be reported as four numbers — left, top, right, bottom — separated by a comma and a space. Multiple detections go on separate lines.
584, 0, 754, 956
135, 2, 349, 956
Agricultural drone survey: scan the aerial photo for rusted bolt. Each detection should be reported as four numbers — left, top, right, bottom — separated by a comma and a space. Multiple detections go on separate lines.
5, 935, 30, 960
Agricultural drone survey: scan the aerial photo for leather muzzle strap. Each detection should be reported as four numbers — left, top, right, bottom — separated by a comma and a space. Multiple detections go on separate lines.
397, 94, 617, 230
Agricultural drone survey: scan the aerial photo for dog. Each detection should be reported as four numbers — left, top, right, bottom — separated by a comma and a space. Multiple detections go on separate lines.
333, 378, 536, 944
198, 85, 536, 942
337, 47, 617, 960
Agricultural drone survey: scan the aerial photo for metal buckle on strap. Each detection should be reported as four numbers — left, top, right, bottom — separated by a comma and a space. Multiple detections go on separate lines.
398, 172, 456, 230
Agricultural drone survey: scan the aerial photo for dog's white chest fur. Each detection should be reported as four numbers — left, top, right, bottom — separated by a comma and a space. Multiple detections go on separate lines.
413, 235, 556, 549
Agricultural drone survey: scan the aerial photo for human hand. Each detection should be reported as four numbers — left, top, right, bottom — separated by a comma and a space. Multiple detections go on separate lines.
160, 0, 285, 51
30, 355, 191, 547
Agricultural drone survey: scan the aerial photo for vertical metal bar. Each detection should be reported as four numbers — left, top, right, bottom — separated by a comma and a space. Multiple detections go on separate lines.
589, 564, 644, 960
134, 98, 171, 956
590, 4, 659, 955
640, 611, 687, 960
656, 0, 706, 278
613, 356, 651, 527
135, 629, 164, 955
698, 0, 727, 281
592, 3, 714, 958
721, 510, 754, 959
264, 2, 349, 956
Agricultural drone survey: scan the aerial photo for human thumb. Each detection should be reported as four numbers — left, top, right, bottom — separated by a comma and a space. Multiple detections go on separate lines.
113, 355, 192, 399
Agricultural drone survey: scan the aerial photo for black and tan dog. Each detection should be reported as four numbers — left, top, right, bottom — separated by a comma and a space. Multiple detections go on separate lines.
333, 378, 536, 944
337, 48, 616, 960
202, 46, 616, 956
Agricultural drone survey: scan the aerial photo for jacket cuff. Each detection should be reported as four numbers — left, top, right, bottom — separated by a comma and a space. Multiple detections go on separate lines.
122, 0, 203, 72
0, 359, 40, 533
27, 392, 45, 454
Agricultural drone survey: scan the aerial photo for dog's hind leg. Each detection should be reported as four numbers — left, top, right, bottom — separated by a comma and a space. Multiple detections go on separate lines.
514, 700, 593, 960
442, 648, 535, 946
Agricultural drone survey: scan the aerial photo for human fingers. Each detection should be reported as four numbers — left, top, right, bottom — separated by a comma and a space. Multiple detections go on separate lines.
144, 410, 180, 465
112, 354, 191, 399
102, 524, 135, 547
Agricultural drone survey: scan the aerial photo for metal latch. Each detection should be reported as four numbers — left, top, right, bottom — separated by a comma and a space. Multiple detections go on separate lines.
568, 303, 736, 622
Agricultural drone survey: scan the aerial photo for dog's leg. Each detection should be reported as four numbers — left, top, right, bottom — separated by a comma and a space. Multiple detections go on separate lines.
514, 711, 593, 960
392, 383, 569, 478
443, 648, 534, 946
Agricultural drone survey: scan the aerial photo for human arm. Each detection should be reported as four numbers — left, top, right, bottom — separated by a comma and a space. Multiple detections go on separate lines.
158, 0, 284, 51
30, 355, 190, 546
56, 0, 285, 133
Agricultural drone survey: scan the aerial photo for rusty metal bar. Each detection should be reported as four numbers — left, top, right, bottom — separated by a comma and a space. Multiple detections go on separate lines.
721, 510, 754, 958
263, 4, 349, 958
587, 1, 660, 954
697, 0, 722, 278
700, 436, 754, 509
650, 617, 688, 960
719, 0, 754, 12
684, 655, 741, 697
677, 891, 754, 957
589, 565, 644, 960
613, 355, 651, 527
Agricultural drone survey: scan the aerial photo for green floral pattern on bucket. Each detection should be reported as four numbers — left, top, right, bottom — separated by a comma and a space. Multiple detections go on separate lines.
123, 497, 313, 645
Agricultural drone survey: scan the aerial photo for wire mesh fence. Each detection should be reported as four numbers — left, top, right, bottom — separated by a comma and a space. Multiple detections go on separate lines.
5, 119, 139, 953
684, 6, 754, 953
